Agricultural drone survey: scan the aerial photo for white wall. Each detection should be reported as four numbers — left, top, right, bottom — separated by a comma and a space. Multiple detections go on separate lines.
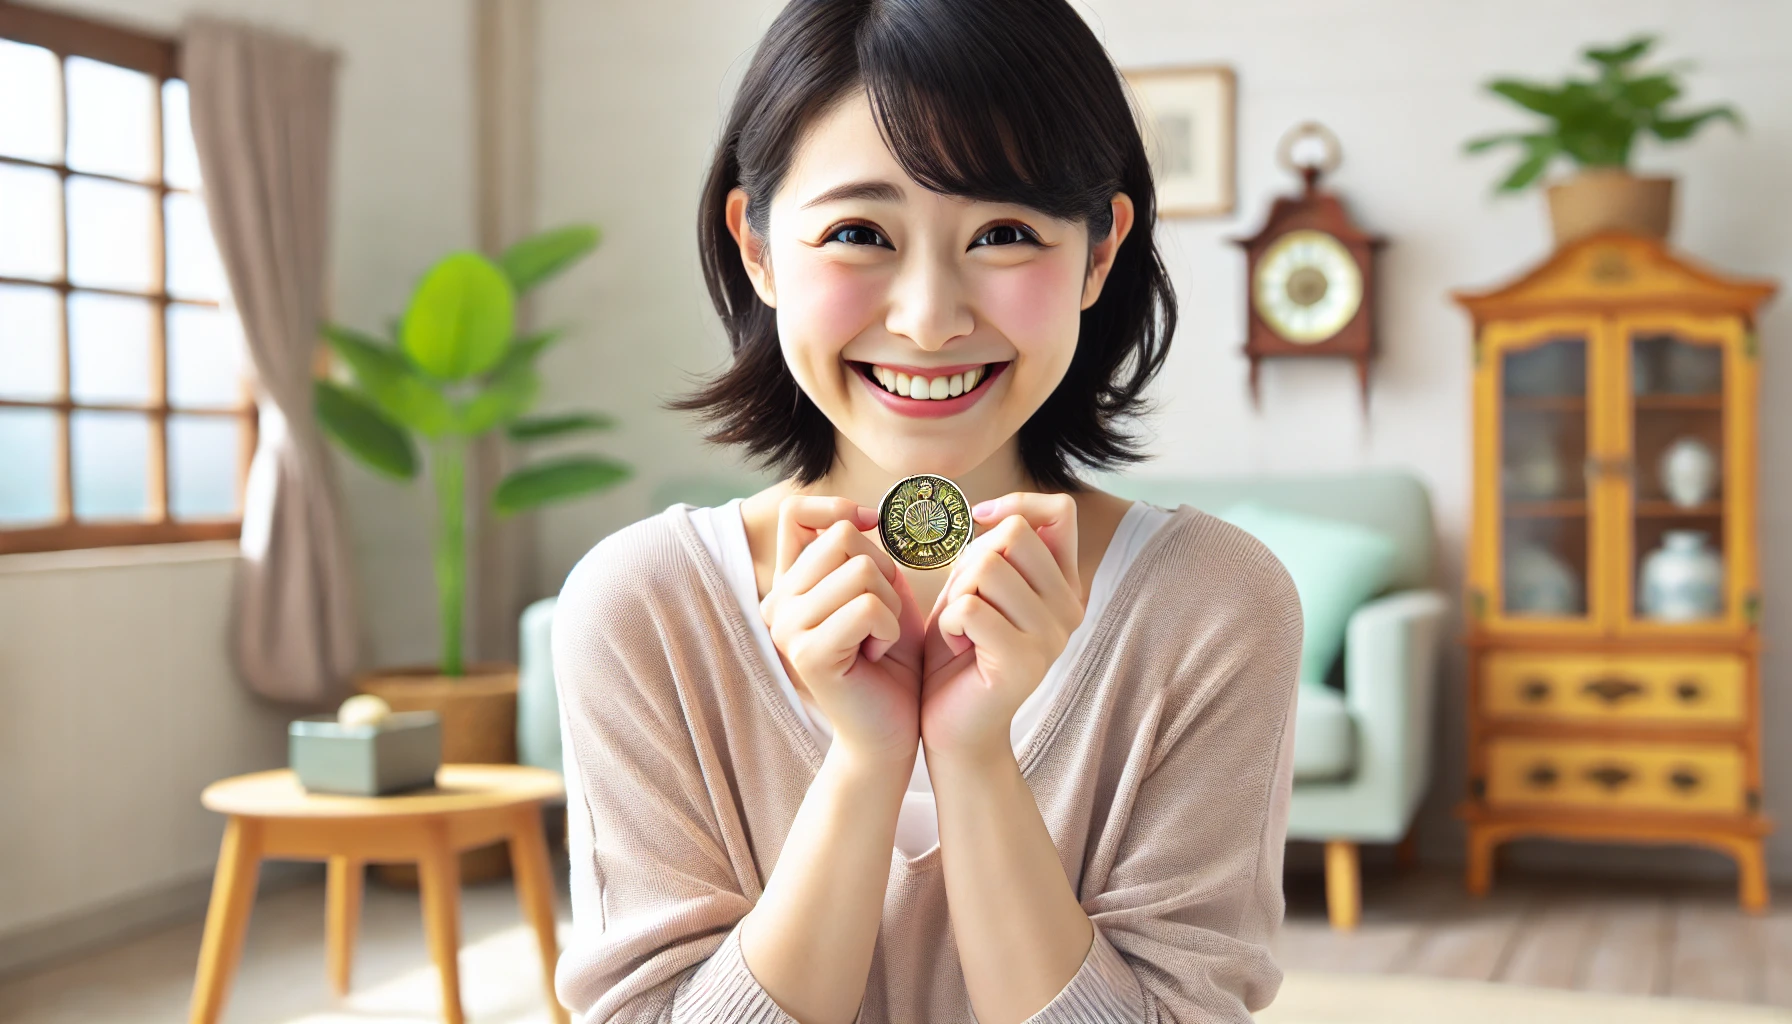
0, 0, 475, 968
531, 0, 1792, 878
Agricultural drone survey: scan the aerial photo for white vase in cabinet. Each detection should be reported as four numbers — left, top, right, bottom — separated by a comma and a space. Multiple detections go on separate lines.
1639, 530, 1723, 621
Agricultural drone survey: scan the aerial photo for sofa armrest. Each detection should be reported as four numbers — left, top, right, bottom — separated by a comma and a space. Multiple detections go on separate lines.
1326, 589, 1448, 836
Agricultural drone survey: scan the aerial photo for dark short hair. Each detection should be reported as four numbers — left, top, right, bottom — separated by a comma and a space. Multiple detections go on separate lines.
672, 0, 1176, 490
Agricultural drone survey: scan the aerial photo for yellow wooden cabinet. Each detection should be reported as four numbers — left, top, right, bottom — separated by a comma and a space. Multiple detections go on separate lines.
1453, 231, 1775, 912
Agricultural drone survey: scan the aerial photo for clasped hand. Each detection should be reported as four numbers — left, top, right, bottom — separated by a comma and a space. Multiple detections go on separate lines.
759, 493, 1083, 768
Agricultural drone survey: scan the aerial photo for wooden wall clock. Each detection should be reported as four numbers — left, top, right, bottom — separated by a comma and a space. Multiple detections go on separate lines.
1235, 122, 1386, 409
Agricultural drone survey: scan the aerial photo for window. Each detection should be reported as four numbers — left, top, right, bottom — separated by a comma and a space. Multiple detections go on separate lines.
0, 5, 254, 555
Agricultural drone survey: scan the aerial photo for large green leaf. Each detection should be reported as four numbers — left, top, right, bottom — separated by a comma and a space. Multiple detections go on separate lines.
1487, 79, 1569, 118
315, 380, 419, 479
1497, 137, 1560, 191
401, 252, 515, 382
456, 361, 540, 436
493, 456, 631, 516
507, 412, 617, 442
488, 327, 566, 379
1621, 73, 1680, 112
1584, 36, 1653, 68
321, 324, 456, 436
1653, 105, 1743, 140
499, 225, 601, 292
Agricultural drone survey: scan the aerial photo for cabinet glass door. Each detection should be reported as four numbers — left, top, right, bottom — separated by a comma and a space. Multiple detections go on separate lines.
1613, 316, 1751, 634
1477, 318, 1607, 633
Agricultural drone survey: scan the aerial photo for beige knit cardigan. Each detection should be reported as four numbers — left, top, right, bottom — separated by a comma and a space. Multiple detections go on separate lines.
551, 503, 1304, 1023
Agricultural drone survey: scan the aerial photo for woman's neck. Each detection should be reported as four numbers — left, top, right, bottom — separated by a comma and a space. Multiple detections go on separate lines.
794, 435, 1037, 510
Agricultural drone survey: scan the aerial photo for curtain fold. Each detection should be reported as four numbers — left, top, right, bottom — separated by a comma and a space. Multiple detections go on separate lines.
183, 17, 359, 704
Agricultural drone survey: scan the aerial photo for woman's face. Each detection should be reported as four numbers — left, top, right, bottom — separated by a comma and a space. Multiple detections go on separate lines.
726, 89, 1134, 483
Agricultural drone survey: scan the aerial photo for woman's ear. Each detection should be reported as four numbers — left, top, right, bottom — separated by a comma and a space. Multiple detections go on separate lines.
1079, 192, 1136, 311
725, 186, 777, 308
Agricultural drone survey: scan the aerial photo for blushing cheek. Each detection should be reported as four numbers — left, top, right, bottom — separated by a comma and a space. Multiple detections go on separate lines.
777, 257, 884, 379
979, 258, 1084, 370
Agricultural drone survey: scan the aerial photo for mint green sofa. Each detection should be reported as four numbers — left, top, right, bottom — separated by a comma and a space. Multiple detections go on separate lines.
519, 471, 1447, 930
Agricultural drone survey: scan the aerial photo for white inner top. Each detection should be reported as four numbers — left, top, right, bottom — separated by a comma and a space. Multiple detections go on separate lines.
686, 497, 1172, 860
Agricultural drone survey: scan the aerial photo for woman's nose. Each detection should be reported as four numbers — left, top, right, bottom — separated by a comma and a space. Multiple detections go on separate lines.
884, 251, 974, 352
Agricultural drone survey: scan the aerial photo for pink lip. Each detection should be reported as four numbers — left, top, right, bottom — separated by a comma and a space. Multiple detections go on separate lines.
855, 360, 1008, 419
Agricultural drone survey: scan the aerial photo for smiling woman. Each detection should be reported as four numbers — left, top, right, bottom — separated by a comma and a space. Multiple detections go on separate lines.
550, 2, 1304, 1023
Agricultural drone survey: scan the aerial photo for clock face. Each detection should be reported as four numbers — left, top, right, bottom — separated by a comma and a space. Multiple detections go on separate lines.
1252, 229, 1364, 344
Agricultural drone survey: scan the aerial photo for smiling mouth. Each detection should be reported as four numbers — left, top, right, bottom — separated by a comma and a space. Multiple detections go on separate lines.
854, 361, 1006, 401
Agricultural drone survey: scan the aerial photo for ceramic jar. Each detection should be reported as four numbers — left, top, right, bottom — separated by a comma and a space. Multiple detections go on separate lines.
1505, 542, 1581, 615
1659, 437, 1718, 507
1639, 530, 1723, 621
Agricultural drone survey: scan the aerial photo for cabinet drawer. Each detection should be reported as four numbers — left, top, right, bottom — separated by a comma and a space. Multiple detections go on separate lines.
1486, 738, 1744, 815
1482, 652, 1745, 725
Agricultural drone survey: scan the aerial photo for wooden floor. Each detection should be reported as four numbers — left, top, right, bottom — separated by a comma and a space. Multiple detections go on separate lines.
1277, 864, 1792, 1008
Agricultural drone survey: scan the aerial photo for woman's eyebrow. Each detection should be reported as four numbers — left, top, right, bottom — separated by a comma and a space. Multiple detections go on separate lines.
800, 179, 904, 209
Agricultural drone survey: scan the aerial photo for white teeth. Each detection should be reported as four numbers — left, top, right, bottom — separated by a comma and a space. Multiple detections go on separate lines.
868, 363, 993, 399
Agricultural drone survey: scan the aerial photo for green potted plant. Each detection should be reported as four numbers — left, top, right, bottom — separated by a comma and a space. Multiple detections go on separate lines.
314, 224, 630, 775
1463, 34, 1742, 244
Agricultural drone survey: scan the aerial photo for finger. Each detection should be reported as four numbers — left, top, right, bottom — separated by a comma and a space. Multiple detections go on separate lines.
979, 514, 1082, 619
784, 553, 903, 635
969, 492, 1079, 594
943, 543, 1057, 637
807, 591, 900, 668
775, 495, 879, 576
782, 519, 900, 601
937, 593, 1021, 660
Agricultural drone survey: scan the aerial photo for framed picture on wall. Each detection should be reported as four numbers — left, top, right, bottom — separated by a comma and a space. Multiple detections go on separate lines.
1121, 65, 1236, 217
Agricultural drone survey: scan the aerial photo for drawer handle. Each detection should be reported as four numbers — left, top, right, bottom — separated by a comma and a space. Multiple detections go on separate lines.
1582, 677, 1645, 705
1674, 679, 1703, 703
1520, 678, 1552, 703
1585, 764, 1633, 791
1525, 763, 1560, 788
1669, 767, 1702, 791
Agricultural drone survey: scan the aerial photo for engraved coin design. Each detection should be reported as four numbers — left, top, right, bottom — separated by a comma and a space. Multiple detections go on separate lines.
878, 473, 972, 570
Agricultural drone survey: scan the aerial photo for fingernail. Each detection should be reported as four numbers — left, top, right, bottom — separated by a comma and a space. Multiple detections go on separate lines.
856, 505, 878, 526
971, 500, 995, 517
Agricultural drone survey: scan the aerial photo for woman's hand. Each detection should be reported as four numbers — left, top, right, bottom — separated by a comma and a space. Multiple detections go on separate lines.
920, 493, 1083, 762
761, 495, 926, 765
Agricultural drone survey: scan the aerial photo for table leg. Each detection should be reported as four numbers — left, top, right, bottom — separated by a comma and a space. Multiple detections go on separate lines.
188, 816, 262, 1024
326, 855, 363, 995
418, 820, 465, 1024
510, 805, 569, 1024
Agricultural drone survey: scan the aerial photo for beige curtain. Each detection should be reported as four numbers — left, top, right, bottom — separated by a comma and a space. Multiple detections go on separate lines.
183, 17, 359, 704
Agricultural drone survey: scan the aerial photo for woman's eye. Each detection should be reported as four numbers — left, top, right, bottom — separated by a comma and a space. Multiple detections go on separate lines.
826, 224, 891, 248
972, 224, 1040, 248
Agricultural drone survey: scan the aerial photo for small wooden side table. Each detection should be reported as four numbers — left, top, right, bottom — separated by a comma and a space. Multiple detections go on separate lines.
190, 764, 569, 1024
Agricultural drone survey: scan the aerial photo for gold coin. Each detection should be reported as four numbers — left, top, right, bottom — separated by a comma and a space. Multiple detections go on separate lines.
878, 473, 972, 570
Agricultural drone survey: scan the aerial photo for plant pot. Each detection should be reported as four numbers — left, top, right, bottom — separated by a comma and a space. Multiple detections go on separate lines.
1545, 169, 1675, 245
356, 663, 519, 885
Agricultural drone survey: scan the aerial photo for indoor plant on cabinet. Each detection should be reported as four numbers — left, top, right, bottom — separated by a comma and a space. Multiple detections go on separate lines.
314, 226, 629, 875
1463, 33, 1743, 244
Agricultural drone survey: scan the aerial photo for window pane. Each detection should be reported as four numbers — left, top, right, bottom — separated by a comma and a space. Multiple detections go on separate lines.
0, 285, 63, 401
67, 176, 156, 292
0, 164, 63, 281
65, 56, 155, 182
169, 414, 239, 517
162, 79, 201, 190
166, 192, 228, 301
69, 293, 153, 405
0, 408, 58, 525
0, 40, 62, 163
168, 305, 246, 408
71, 410, 149, 519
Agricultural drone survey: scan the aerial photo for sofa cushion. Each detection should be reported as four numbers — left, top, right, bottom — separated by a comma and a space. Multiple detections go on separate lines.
1216, 501, 1398, 686
1293, 681, 1355, 782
